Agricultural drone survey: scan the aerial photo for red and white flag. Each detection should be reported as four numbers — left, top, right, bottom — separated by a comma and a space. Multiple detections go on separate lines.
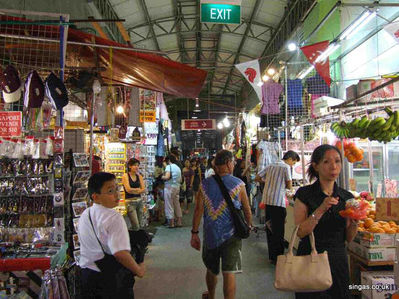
384, 22, 399, 43
235, 59, 262, 101
300, 40, 331, 87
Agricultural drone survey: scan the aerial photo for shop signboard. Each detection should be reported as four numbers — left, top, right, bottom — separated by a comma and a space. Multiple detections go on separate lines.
181, 119, 216, 130
0, 111, 22, 137
200, 1, 241, 25
139, 89, 156, 122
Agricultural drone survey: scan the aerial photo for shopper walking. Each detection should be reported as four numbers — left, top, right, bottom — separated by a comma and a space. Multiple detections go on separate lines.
122, 158, 146, 231
191, 158, 202, 199
258, 150, 299, 265
162, 155, 183, 228
182, 159, 194, 214
294, 144, 357, 298
191, 150, 252, 299
78, 172, 146, 299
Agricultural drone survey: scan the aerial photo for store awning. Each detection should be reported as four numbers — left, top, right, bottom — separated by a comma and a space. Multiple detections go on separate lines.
66, 29, 207, 98
0, 15, 207, 98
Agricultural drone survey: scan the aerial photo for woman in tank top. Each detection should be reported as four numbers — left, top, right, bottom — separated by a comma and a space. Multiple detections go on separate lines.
122, 158, 146, 231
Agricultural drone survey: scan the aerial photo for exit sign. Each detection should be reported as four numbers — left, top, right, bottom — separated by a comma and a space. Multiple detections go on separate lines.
201, 3, 241, 25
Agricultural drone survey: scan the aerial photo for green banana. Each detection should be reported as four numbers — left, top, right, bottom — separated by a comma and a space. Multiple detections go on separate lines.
369, 117, 386, 132
394, 111, 399, 127
358, 116, 368, 128
382, 114, 395, 131
384, 107, 393, 116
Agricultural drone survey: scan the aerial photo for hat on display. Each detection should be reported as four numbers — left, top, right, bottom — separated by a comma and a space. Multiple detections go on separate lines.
45, 72, 68, 110
24, 70, 45, 108
1, 65, 22, 103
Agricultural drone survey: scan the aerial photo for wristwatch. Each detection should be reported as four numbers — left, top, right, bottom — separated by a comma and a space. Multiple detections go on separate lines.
311, 213, 320, 222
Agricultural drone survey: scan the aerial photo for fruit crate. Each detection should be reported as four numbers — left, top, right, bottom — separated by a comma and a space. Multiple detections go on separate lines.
355, 231, 397, 248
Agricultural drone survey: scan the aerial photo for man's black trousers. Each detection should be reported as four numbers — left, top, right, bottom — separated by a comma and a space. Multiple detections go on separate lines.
265, 205, 287, 262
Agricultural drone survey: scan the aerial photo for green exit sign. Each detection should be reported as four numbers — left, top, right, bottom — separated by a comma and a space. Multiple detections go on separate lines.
200, 3, 241, 25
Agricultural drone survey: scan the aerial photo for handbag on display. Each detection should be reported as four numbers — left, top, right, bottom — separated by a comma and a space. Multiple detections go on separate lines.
274, 225, 332, 292
213, 174, 250, 239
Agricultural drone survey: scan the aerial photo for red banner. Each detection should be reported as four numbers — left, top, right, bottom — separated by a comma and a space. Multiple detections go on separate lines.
0, 111, 22, 137
181, 119, 216, 130
300, 40, 331, 87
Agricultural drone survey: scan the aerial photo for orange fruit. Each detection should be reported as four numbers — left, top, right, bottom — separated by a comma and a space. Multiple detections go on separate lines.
364, 218, 374, 228
347, 154, 356, 163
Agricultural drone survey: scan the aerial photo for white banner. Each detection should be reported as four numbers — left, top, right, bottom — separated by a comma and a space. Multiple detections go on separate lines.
235, 59, 262, 101
384, 22, 399, 43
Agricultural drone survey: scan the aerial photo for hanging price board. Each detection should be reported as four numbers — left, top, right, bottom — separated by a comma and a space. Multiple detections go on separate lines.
376, 198, 399, 221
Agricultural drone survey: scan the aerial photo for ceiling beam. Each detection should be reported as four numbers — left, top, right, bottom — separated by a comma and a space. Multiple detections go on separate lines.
166, 48, 255, 60
196, 1, 201, 68
222, 0, 261, 96
138, 0, 160, 51
173, 0, 186, 62
87, 0, 127, 44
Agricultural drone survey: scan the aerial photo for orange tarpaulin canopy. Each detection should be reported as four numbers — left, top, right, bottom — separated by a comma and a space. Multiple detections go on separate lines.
0, 15, 207, 98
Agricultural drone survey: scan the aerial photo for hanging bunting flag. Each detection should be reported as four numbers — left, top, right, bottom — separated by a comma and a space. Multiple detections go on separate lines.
300, 40, 331, 87
384, 22, 399, 43
235, 59, 262, 101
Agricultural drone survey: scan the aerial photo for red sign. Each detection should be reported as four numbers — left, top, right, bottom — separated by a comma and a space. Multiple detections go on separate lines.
0, 111, 22, 137
181, 119, 216, 130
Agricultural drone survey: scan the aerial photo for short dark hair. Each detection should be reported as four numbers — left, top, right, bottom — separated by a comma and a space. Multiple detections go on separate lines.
207, 157, 214, 170
171, 148, 180, 157
93, 155, 101, 161
307, 144, 342, 181
88, 172, 116, 199
214, 150, 233, 166
168, 154, 177, 164
283, 150, 300, 162
127, 158, 140, 167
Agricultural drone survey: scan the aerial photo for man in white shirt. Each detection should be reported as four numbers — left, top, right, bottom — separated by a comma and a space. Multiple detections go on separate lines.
78, 172, 145, 298
257, 151, 299, 265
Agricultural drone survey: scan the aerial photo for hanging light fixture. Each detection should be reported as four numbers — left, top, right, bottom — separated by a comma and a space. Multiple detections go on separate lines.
223, 117, 230, 128
267, 68, 276, 76
339, 10, 376, 41
262, 74, 270, 82
116, 105, 124, 114
287, 42, 297, 51
195, 98, 199, 107
217, 122, 223, 130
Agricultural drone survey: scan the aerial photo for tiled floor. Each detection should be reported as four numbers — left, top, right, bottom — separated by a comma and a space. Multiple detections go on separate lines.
133, 212, 294, 299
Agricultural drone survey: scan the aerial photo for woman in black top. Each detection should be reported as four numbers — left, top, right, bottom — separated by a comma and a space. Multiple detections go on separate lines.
191, 158, 201, 196
122, 158, 146, 231
294, 144, 358, 299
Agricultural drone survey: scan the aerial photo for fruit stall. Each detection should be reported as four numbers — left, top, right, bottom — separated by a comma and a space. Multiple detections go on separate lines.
317, 78, 399, 297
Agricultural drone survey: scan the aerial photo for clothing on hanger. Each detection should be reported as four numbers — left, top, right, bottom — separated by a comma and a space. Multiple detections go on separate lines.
261, 81, 283, 115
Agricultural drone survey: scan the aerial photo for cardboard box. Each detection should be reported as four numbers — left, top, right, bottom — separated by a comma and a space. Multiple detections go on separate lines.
357, 80, 374, 100
360, 271, 397, 299
346, 84, 358, 100
376, 198, 399, 222
348, 242, 396, 262
356, 231, 397, 248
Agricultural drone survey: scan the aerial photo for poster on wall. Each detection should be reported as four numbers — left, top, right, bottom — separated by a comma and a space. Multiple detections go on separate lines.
0, 111, 22, 137
139, 89, 156, 122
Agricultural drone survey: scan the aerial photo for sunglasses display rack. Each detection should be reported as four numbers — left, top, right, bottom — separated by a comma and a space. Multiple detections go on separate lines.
104, 142, 126, 202
0, 134, 67, 275
67, 153, 90, 264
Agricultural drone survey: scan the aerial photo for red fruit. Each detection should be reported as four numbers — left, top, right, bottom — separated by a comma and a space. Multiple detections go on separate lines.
360, 191, 369, 198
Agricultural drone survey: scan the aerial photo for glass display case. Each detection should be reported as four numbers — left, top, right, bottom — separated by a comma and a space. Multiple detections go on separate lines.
349, 140, 399, 195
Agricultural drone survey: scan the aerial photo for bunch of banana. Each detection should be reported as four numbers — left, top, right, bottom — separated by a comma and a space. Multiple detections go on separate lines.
330, 107, 399, 143
367, 108, 399, 143
330, 121, 350, 138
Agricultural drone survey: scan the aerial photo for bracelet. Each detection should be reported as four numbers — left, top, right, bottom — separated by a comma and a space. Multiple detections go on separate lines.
191, 230, 199, 234
311, 213, 319, 222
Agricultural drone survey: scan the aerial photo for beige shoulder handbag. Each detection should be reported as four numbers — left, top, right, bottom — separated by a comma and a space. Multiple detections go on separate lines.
274, 225, 332, 292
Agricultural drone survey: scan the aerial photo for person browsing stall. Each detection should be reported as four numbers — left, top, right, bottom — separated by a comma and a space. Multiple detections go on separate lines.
122, 158, 146, 231
162, 155, 183, 228
293, 144, 358, 298
257, 150, 299, 265
191, 150, 252, 299
78, 172, 146, 298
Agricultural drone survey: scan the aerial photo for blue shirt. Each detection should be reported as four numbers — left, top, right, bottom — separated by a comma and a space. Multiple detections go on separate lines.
202, 175, 244, 249
164, 163, 181, 188
287, 79, 303, 108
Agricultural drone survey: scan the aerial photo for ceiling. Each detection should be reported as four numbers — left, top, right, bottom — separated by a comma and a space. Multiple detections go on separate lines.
90, 0, 316, 100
